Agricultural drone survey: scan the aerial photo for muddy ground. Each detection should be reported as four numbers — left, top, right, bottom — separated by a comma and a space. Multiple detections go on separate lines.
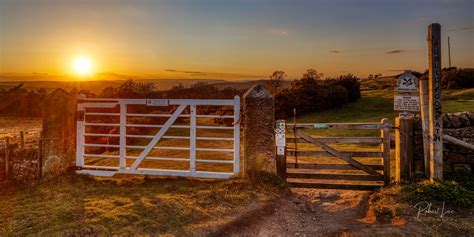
212, 188, 433, 237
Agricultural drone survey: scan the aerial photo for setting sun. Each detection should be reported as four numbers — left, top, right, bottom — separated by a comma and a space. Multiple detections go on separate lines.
72, 56, 93, 76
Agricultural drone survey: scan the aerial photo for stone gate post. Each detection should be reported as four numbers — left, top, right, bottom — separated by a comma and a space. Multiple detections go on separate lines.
243, 85, 276, 176
41, 89, 77, 177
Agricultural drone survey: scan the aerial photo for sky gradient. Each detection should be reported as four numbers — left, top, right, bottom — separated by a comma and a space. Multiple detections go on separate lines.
0, 0, 473, 80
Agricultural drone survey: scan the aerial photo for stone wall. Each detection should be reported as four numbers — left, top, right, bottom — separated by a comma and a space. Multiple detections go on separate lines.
414, 112, 474, 175
0, 143, 41, 182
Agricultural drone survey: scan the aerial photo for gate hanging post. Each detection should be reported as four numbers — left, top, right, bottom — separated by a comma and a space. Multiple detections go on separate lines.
395, 116, 414, 181
275, 120, 287, 179
381, 118, 391, 184
427, 23, 443, 182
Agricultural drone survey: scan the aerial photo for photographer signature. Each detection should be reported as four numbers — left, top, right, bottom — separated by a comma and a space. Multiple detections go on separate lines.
414, 201, 455, 220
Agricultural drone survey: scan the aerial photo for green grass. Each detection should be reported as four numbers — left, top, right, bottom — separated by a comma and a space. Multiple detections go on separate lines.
297, 80, 474, 126
0, 174, 285, 236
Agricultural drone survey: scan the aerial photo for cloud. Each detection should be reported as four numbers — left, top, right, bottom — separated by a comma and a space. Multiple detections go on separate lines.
165, 69, 205, 76
330, 50, 341, 53
165, 69, 262, 78
385, 50, 405, 54
448, 26, 473, 32
269, 29, 289, 36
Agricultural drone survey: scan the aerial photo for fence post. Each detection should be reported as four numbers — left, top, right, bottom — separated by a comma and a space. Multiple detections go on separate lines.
20, 131, 25, 149
5, 137, 10, 179
395, 116, 414, 181
38, 131, 43, 178
381, 118, 391, 184
419, 77, 431, 177
427, 23, 443, 182
243, 85, 275, 176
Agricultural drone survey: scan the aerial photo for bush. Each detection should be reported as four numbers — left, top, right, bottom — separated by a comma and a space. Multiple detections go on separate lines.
274, 73, 361, 118
441, 68, 474, 89
402, 176, 474, 208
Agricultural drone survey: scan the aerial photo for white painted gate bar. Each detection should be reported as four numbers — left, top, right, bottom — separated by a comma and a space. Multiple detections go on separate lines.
76, 95, 241, 179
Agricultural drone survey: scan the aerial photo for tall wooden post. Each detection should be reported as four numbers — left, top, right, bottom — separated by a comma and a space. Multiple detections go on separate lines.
428, 23, 443, 182
419, 78, 430, 177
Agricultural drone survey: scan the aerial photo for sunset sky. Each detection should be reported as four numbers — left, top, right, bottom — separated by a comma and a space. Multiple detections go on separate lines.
0, 0, 473, 80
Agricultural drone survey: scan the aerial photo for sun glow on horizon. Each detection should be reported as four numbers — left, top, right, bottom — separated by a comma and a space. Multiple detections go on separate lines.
72, 56, 93, 76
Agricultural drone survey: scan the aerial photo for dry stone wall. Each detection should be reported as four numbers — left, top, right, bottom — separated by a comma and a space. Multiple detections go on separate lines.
0, 143, 41, 183
414, 112, 474, 175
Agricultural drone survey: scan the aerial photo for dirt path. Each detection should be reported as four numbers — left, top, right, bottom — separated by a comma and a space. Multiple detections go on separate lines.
215, 188, 425, 237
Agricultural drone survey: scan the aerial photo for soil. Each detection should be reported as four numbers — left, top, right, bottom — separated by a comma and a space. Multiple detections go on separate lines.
213, 188, 426, 237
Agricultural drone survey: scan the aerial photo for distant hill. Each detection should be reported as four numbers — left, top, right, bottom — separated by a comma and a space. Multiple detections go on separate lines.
0, 77, 294, 94
0, 79, 227, 94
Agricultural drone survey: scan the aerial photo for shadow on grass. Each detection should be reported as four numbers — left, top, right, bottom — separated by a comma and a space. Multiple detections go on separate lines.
0, 173, 286, 236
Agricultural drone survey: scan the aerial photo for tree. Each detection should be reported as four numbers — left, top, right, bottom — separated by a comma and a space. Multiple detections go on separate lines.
302, 68, 324, 80
266, 70, 286, 94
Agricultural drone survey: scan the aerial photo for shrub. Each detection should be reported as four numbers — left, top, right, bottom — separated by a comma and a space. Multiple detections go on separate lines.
422, 67, 474, 89
442, 68, 474, 89
274, 73, 361, 118
402, 175, 474, 208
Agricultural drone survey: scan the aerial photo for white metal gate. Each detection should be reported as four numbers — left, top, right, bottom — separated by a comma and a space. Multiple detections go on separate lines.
76, 95, 240, 179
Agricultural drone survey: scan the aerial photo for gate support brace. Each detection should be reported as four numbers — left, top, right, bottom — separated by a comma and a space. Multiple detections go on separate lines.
296, 130, 381, 176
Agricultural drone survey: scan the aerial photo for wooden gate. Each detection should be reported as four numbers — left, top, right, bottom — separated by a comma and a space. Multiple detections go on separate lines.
277, 119, 391, 190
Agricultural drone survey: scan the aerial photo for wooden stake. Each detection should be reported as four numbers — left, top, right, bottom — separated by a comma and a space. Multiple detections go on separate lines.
419, 78, 430, 177
5, 137, 9, 179
20, 131, 25, 149
428, 23, 443, 182
38, 131, 43, 178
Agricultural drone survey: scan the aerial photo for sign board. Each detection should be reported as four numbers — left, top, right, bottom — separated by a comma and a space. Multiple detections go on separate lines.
394, 95, 420, 111
277, 146, 285, 155
275, 120, 286, 147
276, 134, 286, 147
146, 99, 169, 106
397, 71, 419, 93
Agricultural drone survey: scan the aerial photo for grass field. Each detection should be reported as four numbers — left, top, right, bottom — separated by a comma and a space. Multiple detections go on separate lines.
0, 174, 285, 235
298, 77, 474, 125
